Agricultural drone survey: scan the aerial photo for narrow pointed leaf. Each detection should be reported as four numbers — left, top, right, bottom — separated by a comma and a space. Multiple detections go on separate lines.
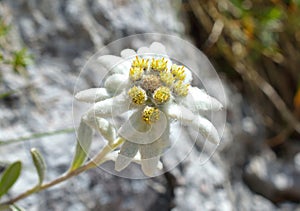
0, 161, 22, 199
30, 148, 46, 186
70, 121, 93, 171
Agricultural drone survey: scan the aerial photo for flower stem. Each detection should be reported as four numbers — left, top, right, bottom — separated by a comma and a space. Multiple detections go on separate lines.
0, 128, 75, 146
1, 138, 124, 206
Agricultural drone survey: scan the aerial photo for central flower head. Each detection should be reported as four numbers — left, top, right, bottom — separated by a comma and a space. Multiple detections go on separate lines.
75, 42, 224, 177
128, 56, 190, 124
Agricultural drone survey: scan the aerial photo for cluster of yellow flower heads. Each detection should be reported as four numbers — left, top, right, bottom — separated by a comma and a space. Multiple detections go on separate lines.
128, 56, 190, 124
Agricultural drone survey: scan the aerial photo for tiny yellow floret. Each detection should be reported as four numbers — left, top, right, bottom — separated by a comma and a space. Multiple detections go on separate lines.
129, 66, 144, 81
132, 56, 149, 69
171, 64, 186, 81
173, 81, 189, 97
151, 58, 168, 71
160, 71, 175, 86
128, 86, 147, 105
142, 106, 160, 124
153, 86, 171, 104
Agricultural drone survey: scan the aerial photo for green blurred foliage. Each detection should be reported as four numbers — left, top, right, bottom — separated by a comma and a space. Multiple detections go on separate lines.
223, 0, 285, 60
0, 17, 32, 78
0, 19, 10, 37
0, 15, 33, 99
11, 48, 33, 75
187, 0, 300, 137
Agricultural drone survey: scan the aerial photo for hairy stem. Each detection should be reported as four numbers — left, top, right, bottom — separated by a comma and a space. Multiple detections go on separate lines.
1, 138, 124, 206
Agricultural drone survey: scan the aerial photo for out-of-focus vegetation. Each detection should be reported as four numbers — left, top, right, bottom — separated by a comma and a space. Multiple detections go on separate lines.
186, 0, 300, 146
0, 20, 32, 76
0, 5, 32, 101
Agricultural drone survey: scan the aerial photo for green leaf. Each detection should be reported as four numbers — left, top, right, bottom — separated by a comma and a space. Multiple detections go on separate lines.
0, 19, 10, 37
267, 7, 282, 20
70, 121, 93, 171
30, 148, 46, 186
9, 204, 25, 211
0, 161, 22, 199
0, 161, 8, 175
11, 48, 33, 75
229, 0, 243, 9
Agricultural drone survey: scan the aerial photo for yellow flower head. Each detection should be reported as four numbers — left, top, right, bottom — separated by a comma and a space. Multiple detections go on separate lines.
151, 58, 168, 72
171, 64, 186, 81
153, 86, 171, 104
128, 86, 147, 105
160, 71, 175, 87
129, 66, 144, 81
142, 106, 160, 124
173, 80, 189, 97
132, 56, 149, 69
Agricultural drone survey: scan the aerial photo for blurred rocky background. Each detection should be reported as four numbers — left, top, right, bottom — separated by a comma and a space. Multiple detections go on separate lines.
0, 0, 300, 210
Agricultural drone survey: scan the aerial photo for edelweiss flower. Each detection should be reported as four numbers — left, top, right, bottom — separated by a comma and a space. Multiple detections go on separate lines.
75, 42, 223, 176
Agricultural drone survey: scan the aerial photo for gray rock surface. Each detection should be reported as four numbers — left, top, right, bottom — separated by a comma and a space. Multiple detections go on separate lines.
0, 0, 299, 211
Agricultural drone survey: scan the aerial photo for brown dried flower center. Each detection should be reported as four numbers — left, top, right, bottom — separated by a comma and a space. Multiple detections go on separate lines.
141, 75, 162, 93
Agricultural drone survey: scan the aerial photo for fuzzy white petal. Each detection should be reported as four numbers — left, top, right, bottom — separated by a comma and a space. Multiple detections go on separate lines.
149, 42, 167, 55
105, 151, 163, 170
190, 115, 220, 145
96, 118, 117, 143
140, 156, 160, 177
98, 55, 122, 70
104, 74, 130, 93
164, 103, 195, 123
181, 87, 223, 112
139, 128, 169, 158
120, 49, 136, 58
75, 88, 110, 103
115, 141, 139, 171
164, 103, 220, 145
184, 67, 193, 84
139, 123, 170, 176
137, 46, 151, 55
98, 55, 130, 74
83, 92, 130, 121
82, 115, 116, 143
118, 110, 168, 145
